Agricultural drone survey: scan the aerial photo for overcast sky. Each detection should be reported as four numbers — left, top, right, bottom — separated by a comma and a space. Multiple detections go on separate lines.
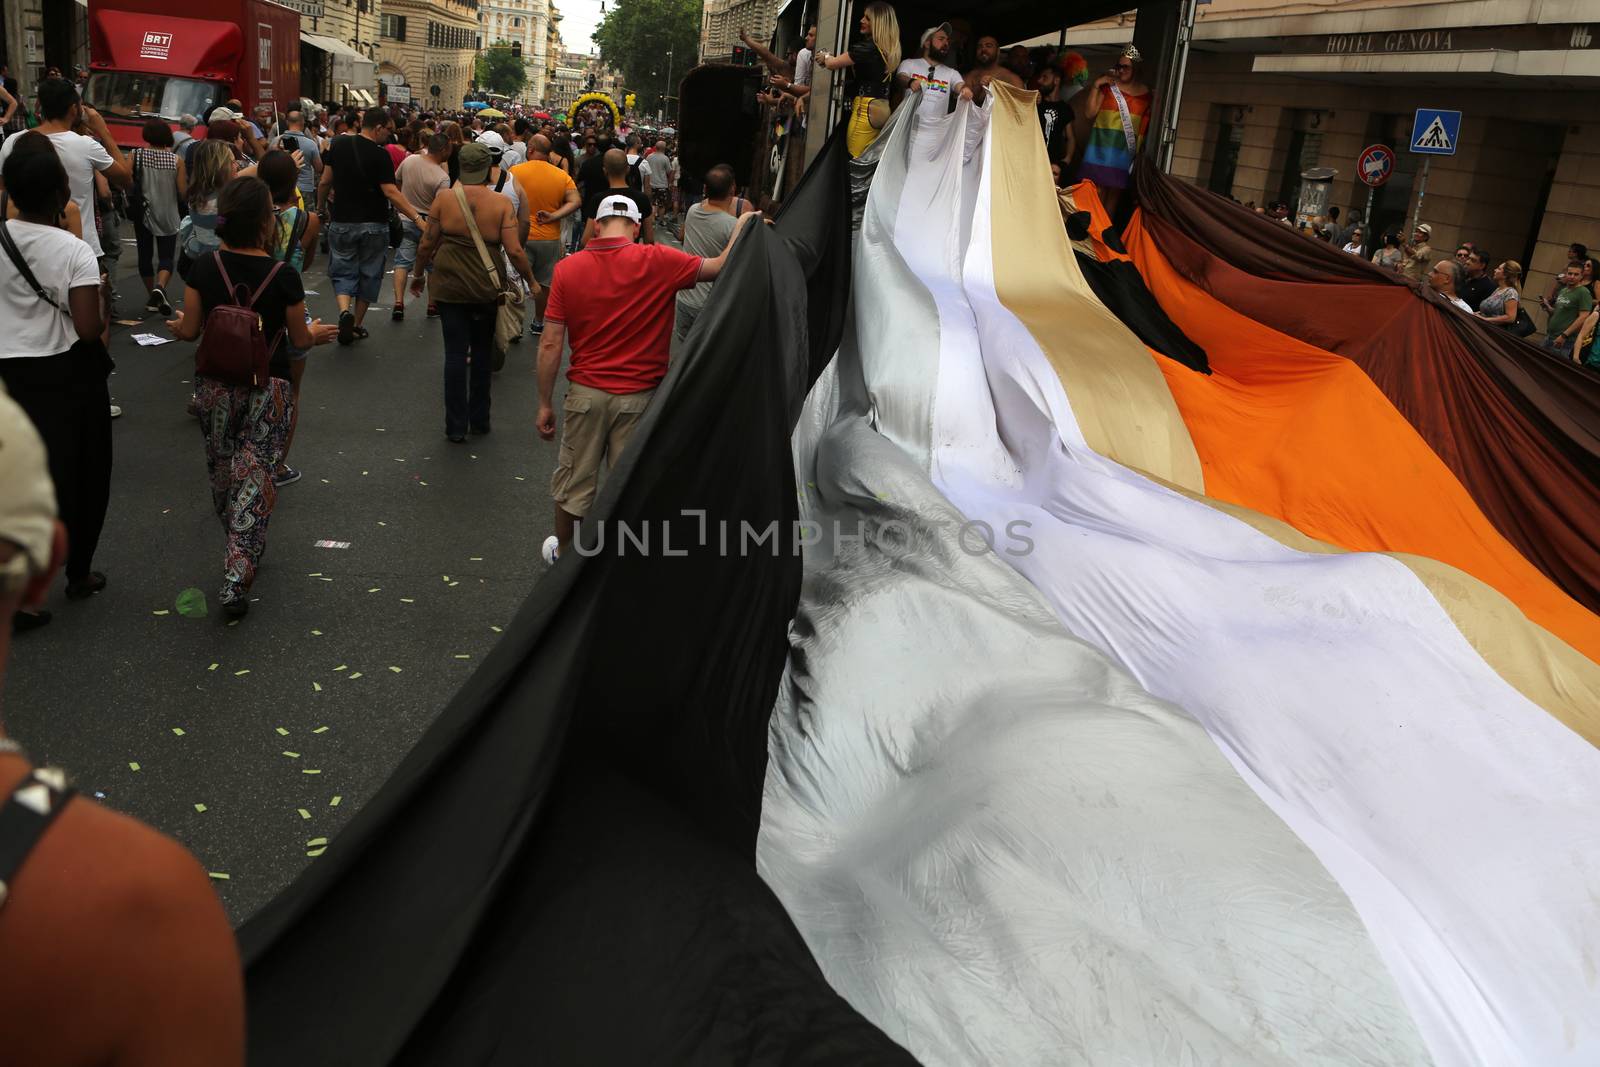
559, 0, 606, 58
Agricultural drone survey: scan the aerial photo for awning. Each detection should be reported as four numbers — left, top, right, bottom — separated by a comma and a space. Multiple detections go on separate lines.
301, 30, 377, 91
299, 31, 365, 62
89, 8, 240, 81
353, 89, 374, 106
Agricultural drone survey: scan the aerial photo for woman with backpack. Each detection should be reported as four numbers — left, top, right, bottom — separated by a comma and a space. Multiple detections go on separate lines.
130, 118, 186, 317
165, 177, 338, 617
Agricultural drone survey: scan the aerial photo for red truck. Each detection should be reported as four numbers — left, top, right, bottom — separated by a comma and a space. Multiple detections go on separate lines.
85, 0, 300, 148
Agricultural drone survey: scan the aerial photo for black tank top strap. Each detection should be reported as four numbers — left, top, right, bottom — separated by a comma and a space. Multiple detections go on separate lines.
0, 766, 76, 909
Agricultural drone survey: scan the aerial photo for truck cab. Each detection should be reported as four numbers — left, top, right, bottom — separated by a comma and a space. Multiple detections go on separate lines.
84, 0, 300, 149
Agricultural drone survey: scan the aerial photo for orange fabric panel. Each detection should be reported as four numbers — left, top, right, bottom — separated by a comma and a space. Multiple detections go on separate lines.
1122, 212, 1600, 665
1068, 179, 1131, 264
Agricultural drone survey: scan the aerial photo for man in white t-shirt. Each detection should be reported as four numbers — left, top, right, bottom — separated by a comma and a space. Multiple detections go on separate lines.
895, 23, 963, 124
0, 77, 129, 263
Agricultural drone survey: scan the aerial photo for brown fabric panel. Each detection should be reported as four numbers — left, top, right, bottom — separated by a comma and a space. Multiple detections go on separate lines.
1132, 169, 1600, 615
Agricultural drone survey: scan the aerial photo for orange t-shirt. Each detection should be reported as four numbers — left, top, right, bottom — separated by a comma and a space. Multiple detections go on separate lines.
510, 160, 576, 242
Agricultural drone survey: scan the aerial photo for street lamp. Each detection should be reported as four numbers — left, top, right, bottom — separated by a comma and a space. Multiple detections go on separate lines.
665, 48, 674, 123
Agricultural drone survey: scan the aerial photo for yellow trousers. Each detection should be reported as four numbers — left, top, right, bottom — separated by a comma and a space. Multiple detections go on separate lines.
847, 96, 881, 158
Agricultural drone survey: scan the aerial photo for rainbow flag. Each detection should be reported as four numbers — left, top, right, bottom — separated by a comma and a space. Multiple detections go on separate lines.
1080, 84, 1150, 187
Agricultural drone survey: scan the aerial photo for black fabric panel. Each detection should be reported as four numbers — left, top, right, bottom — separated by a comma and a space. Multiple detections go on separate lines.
1075, 253, 1210, 374
238, 128, 911, 1066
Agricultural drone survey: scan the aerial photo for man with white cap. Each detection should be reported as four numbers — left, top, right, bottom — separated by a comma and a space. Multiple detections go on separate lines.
1400, 222, 1434, 283
895, 23, 963, 123
0, 385, 244, 1064
536, 195, 758, 563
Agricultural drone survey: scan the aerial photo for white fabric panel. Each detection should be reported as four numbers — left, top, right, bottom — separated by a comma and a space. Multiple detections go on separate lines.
760, 101, 1431, 1067
940, 106, 1600, 1067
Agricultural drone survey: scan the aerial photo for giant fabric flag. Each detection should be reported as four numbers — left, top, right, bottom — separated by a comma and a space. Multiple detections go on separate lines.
759, 83, 1600, 1067
239, 83, 1600, 1067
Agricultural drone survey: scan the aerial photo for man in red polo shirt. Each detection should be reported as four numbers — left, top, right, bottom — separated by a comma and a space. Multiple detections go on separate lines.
537, 194, 757, 562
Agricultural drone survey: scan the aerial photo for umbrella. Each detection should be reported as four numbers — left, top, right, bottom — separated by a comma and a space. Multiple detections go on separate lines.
478, 108, 507, 119
463, 101, 489, 111
661, 126, 677, 137
533, 111, 552, 120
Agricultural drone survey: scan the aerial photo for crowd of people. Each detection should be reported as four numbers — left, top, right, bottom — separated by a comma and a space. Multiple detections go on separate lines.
741, 10, 1152, 214
1270, 200, 1598, 366
0, 77, 760, 628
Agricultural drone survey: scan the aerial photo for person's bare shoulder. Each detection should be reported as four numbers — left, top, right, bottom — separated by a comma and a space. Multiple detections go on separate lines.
6, 798, 244, 1066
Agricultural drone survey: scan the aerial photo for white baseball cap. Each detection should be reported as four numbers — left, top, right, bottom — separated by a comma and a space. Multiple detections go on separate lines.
208, 106, 244, 123
596, 194, 642, 223
474, 130, 507, 158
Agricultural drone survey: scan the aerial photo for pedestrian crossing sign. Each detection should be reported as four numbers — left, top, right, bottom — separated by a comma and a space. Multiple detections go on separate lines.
1410, 108, 1461, 156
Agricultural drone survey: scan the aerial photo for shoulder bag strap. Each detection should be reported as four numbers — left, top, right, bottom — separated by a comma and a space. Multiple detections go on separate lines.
0, 217, 64, 312
494, 167, 509, 193
454, 186, 501, 287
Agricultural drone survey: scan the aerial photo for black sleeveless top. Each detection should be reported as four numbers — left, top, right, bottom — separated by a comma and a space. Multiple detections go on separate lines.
0, 764, 75, 909
848, 41, 891, 100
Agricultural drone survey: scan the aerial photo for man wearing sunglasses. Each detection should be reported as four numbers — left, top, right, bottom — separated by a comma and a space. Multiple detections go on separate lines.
895, 23, 964, 122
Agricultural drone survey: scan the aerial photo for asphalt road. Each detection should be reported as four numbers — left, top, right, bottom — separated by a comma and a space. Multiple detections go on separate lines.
5, 234, 563, 922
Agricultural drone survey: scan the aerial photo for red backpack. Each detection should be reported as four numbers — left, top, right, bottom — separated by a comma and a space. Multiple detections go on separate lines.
194, 253, 286, 387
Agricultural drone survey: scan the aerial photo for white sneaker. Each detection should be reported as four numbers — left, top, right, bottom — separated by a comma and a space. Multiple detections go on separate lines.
540, 535, 560, 565
109, 404, 123, 419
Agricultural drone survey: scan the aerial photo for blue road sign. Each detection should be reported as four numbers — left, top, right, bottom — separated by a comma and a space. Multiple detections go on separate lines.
1410, 109, 1461, 156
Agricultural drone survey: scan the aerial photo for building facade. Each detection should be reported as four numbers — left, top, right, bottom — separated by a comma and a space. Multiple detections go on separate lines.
1064, 0, 1600, 309
477, 0, 553, 105
286, 0, 383, 107
377, 0, 479, 110
699, 0, 779, 64
546, 56, 584, 112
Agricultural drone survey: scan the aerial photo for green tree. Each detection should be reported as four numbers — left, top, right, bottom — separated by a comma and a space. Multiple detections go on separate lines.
590, 0, 698, 119
475, 41, 527, 97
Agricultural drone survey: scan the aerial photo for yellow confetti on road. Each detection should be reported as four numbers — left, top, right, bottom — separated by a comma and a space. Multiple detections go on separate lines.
514, 475, 526, 481
307, 847, 327, 857
312, 726, 329, 733
208, 663, 219, 671
172, 727, 185, 736
276, 727, 290, 736
208, 872, 230, 881
378, 521, 388, 526
490, 626, 503, 633
442, 575, 450, 582
128, 761, 141, 771
194, 803, 207, 813
448, 581, 459, 587
388, 666, 402, 673
453, 654, 471, 660
367, 587, 381, 593
469, 556, 483, 561
283, 751, 300, 758
152, 609, 170, 616
302, 768, 322, 775
298, 808, 312, 819
307, 573, 322, 578
400, 597, 414, 603
318, 577, 334, 582
333, 664, 347, 671
234, 669, 251, 676
419, 481, 428, 486
311, 629, 323, 635
330, 795, 342, 806
312, 681, 322, 692
306, 836, 328, 847
348, 671, 363, 680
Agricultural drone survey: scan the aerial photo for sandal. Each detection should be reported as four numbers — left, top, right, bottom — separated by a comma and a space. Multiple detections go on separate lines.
352, 326, 370, 341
